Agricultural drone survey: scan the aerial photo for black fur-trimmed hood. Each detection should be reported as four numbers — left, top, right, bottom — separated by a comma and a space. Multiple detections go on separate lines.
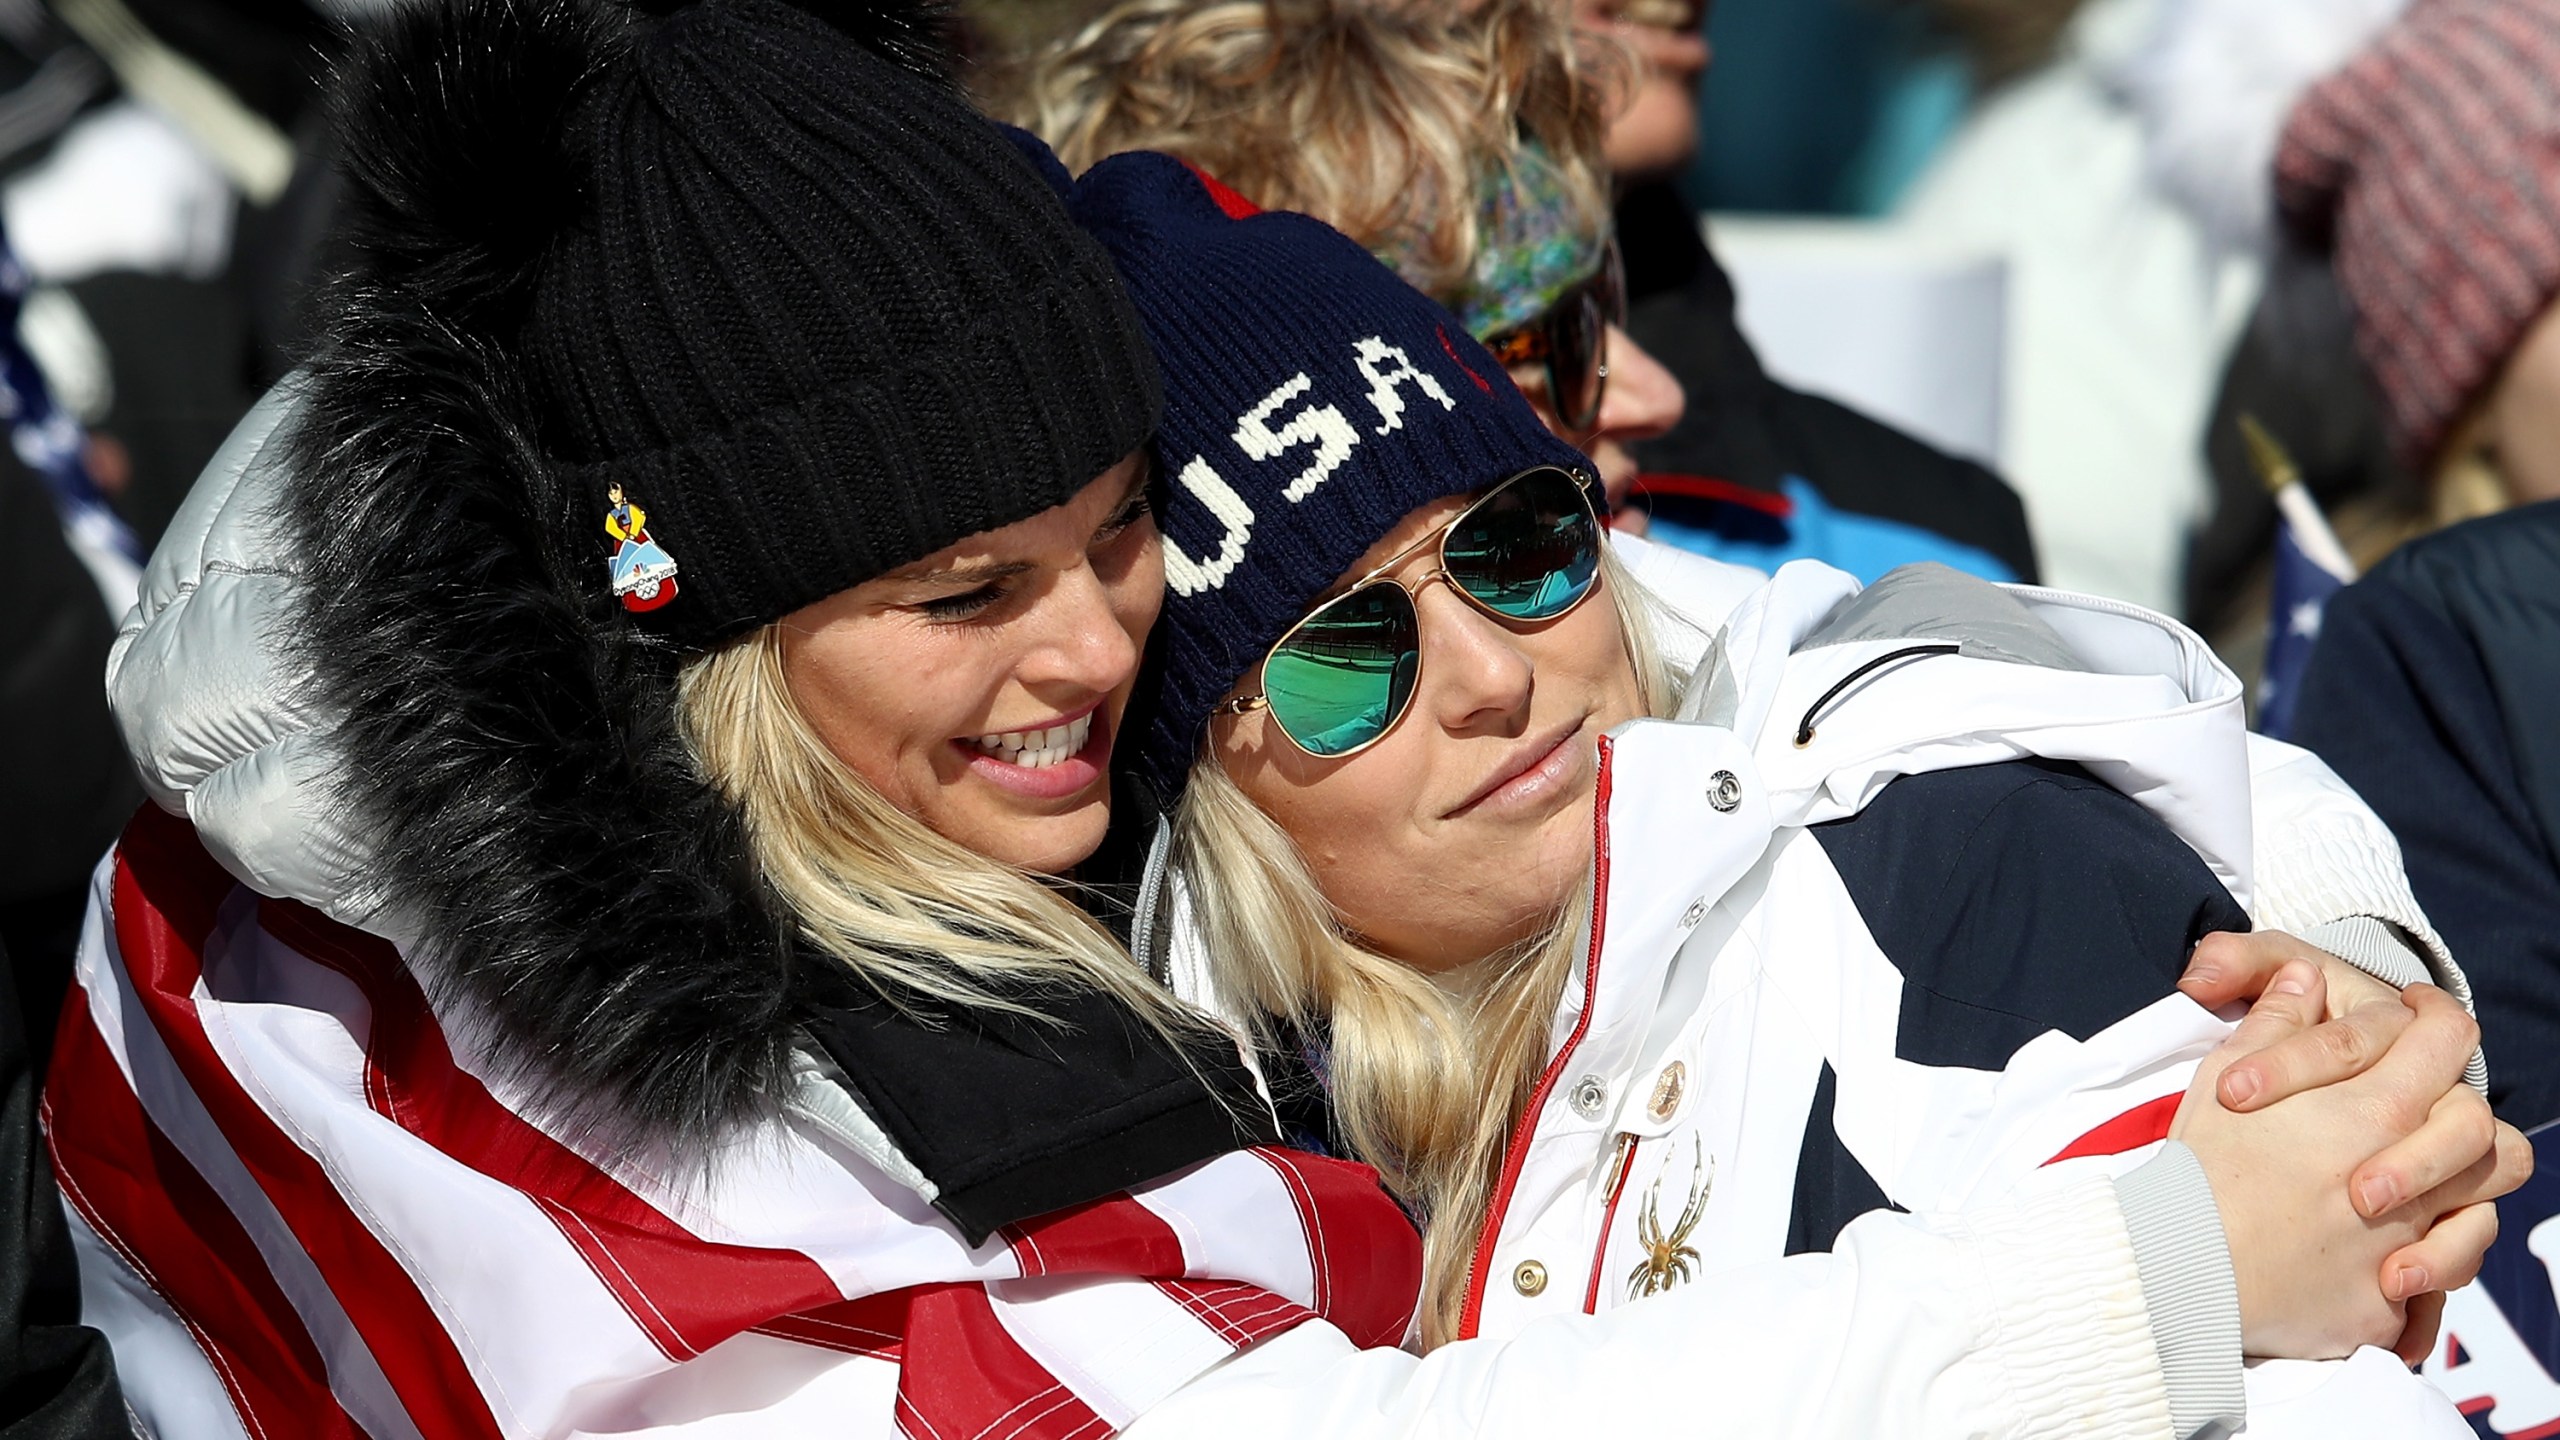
271, 0, 961, 1148
231, 0, 1279, 1235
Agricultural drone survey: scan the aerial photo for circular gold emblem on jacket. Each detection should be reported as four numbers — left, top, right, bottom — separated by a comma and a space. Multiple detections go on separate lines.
1511, 1259, 1549, 1297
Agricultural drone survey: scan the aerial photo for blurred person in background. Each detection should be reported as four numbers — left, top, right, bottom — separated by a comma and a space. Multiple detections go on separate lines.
1579, 0, 2046, 582
2274, 0, 2560, 522
2274, 0, 2560, 1134
2291, 502, 2560, 1133
1594, 0, 2042, 586
2, 0, 345, 548
0, 0, 347, 1010
1873, 0, 2259, 614
1016, 0, 2041, 586
0, 434, 135, 1076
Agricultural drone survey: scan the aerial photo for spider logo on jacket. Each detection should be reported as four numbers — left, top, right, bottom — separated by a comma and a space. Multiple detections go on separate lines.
1627, 1134, 1712, 1298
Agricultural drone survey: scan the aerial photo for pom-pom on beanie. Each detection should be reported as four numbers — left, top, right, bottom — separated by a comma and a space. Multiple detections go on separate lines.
375, 0, 1162, 649
1025, 145, 1591, 806
2277, 0, 2560, 469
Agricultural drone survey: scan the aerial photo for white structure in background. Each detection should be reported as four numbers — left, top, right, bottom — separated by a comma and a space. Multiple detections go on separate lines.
1709, 0, 2410, 616
1706, 217, 2007, 472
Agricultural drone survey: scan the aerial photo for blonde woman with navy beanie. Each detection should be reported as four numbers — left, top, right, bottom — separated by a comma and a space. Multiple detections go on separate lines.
1052, 149, 2524, 1436
64, 0, 2513, 1419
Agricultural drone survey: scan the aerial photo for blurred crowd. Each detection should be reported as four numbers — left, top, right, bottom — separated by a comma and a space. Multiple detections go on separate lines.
4, 0, 2558, 1431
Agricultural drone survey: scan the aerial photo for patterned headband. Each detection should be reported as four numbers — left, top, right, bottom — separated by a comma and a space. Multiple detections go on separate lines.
1377, 141, 1609, 340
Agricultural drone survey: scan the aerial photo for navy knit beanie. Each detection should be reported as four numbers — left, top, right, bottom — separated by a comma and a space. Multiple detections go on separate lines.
1021, 144, 1591, 806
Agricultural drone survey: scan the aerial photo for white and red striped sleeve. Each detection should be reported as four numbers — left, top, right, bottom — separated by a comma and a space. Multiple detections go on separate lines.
48, 807, 1419, 1440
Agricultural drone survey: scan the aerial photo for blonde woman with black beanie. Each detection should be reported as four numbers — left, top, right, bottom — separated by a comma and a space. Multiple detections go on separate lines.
50, 0, 1400, 1431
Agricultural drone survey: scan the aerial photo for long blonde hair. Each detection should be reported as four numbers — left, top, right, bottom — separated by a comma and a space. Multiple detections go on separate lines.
679, 625, 1203, 1036
1168, 548, 1682, 1346
1010, 0, 1625, 301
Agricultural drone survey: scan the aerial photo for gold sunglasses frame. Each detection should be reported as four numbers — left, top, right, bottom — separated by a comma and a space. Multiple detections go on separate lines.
1212, 464, 1602, 760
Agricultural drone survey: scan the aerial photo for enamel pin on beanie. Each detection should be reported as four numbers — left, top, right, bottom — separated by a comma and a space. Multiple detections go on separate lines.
604, 485, 680, 613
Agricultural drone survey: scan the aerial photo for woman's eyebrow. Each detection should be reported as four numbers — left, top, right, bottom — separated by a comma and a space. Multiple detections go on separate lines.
886, 559, 1033, 586
1106, 465, 1152, 517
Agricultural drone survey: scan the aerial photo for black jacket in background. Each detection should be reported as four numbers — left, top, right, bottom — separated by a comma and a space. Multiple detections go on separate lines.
2292, 501, 2560, 1129
0, 454, 139, 1071
1615, 182, 2041, 584
0, 938, 126, 1438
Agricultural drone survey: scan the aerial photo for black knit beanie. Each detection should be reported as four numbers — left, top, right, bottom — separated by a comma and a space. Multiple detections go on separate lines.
518, 0, 1161, 647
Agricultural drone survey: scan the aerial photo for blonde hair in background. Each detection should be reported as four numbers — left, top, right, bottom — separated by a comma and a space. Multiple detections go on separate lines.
680, 626, 1207, 1039
1169, 546, 1683, 1347
1012, 0, 1626, 301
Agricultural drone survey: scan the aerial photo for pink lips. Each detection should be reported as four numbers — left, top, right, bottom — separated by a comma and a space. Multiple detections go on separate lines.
959, 704, 1112, 802
1447, 718, 1590, 818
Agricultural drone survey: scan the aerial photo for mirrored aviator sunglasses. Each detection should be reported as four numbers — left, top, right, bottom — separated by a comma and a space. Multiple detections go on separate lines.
1217, 466, 1605, 759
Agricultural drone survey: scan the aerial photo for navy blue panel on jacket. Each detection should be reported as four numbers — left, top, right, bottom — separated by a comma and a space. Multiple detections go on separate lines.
2293, 502, 2560, 1129
1811, 759, 2250, 1075
1785, 1062, 1899, 1256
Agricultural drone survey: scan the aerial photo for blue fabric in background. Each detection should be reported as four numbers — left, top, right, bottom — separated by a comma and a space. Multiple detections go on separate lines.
1687, 0, 1970, 216
2292, 504, 2560, 1132
2256, 518, 2349, 741
1639, 475, 2018, 585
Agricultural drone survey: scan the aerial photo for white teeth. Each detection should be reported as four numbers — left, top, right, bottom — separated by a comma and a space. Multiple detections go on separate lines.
970, 712, 1094, 769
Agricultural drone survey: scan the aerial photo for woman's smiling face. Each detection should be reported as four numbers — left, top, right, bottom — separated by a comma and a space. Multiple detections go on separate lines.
776, 454, 1163, 875
1210, 491, 1645, 971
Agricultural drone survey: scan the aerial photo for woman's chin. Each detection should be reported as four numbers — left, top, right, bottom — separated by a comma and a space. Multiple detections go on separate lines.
944, 799, 1111, 876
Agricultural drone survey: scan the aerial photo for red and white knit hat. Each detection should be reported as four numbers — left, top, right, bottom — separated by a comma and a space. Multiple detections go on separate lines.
2276, 0, 2560, 467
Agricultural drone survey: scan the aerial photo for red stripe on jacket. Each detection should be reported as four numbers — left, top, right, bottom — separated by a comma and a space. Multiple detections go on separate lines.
108, 805, 511, 1439
897, 1285, 1113, 1440
46, 994, 368, 1440
2044, 1092, 2183, 1166
255, 894, 843, 1361
81, 808, 1420, 1438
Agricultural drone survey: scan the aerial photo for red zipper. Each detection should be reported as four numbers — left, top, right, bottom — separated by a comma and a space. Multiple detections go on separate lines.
1582, 1133, 1641, 1313
1457, 735, 1619, 1338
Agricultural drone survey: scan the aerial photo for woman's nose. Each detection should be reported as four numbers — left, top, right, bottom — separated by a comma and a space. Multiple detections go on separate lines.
1028, 563, 1142, 694
1595, 325, 1684, 444
1419, 583, 1535, 733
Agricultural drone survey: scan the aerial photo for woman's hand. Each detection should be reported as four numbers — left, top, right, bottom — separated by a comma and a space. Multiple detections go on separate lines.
2171, 956, 2531, 1359
2180, 930, 2403, 1093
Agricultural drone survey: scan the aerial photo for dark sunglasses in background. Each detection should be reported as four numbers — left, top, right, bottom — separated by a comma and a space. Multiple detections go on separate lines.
1215, 466, 1604, 759
1479, 240, 1626, 435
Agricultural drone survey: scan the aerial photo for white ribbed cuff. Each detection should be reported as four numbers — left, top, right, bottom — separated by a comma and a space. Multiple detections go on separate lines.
2115, 1143, 2243, 1440
2301, 916, 2491, 1097
1962, 1177, 2178, 1439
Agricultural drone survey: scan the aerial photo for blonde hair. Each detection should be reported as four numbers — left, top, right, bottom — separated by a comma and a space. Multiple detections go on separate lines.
1168, 547, 1683, 1346
679, 625, 1204, 1036
1011, 0, 1625, 300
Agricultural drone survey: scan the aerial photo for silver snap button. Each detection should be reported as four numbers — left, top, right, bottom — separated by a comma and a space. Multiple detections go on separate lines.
1568, 1074, 1608, 1119
1707, 770, 1743, 813
1681, 897, 1708, 928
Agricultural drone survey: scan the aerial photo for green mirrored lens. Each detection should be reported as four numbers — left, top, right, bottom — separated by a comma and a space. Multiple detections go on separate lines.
1444, 470, 1599, 620
1262, 585, 1421, 757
